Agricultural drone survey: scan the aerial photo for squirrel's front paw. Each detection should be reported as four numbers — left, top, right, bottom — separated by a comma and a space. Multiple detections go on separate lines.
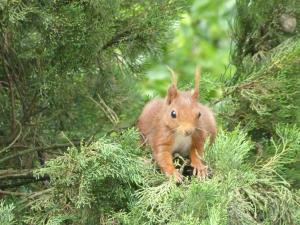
191, 161, 208, 179
166, 170, 183, 183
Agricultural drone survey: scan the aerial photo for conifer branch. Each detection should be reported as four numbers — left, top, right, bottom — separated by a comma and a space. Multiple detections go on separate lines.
0, 169, 33, 180
101, 30, 132, 50
0, 175, 50, 189
0, 190, 30, 196
0, 143, 80, 165
0, 120, 22, 155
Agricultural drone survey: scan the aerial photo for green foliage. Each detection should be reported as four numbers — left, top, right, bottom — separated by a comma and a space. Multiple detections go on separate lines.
1, 1, 299, 225
224, 0, 300, 132
0, 201, 15, 225
232, 0, 300, 70
262, 125, 300, 171
0, 0, 187, 154
220, 0, 300, 187
205, 127, 251, 172
112, 127, 299, 225
224, 38, 300, 132
259, 124, 300, 188
1, 126, 299, 224
4, 126, 298, 224
140, 0, 235, 102
21, 129, 158, 224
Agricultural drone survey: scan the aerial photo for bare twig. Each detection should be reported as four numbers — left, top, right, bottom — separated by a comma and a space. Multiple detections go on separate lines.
0, 169, 33, 180
88, 94, 119, 125
101, 30, 132, 50
7, 74, 16, 134
0, 189, 30, 196
0, 142, 80, 165
0, 120, 22, 154
0, 175, 50, 189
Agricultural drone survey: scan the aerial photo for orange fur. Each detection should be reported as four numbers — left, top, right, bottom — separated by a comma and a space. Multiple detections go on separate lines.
137, 67, 217, 181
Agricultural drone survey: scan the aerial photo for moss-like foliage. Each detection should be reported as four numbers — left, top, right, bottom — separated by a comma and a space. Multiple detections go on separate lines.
224, 38, 300, 133
0, 202, 15, 225
1, 127, 297, 224
1, 1, 299, 224
112, 127, 299, 225
223, 0, 300, 134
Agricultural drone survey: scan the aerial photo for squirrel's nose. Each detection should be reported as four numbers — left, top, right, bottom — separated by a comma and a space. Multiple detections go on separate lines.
184, 129, 193, 136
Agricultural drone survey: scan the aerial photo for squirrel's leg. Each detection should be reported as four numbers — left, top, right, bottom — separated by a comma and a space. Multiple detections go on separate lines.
154, 148, 183, 182
190, 141, 207, 178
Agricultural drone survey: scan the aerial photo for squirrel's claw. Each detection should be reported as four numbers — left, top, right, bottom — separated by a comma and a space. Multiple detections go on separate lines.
191, 162, 208, 179
166, 170, 183, 183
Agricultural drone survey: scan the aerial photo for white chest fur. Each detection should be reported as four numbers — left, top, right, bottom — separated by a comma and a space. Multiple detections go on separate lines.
171, 134, 192, 157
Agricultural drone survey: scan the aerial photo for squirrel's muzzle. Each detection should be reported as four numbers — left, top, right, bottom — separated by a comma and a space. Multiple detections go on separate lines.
184, 128, 194, 136
177, 124, 195, 136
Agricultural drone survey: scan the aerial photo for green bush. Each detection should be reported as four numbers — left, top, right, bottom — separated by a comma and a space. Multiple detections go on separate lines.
0, 201, 15, 225
1, 1, 299, 224
1, 127, 299, 224
112, 126, 299, 225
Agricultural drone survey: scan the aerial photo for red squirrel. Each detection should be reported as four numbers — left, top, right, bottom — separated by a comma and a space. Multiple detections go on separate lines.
137, 67, 217, 182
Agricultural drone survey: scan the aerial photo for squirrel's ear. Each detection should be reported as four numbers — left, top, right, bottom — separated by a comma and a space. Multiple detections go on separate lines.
167, 84, 177, 104
192, 66, 201, 99
166, 66, 177, 104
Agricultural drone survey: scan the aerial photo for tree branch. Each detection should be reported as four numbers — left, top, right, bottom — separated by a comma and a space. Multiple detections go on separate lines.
101, 30, 132, 50
0, 189, 30, 196
0, 120, 22, 154
0, 142, 80, 164
7, 74, 16, 134
0, 175, 50, 189
0, 168, 33, 180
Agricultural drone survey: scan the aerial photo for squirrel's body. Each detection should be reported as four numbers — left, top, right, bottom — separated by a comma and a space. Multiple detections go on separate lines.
137, 68, 217, 181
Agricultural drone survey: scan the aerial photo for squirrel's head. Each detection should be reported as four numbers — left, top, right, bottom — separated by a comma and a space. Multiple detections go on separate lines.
163, 67, 202, 137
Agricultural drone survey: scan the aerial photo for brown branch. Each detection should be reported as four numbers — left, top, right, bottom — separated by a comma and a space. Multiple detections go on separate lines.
21, 106, 48, 124
1, 31, 28, 127
0, 189, 30, 196
2, 31, 17, 139
0, 120, 22, 154
0, 80, 9, 86
0, 175, 50, 189
4, 62, 17, 138
8, 75, 16, 132
18, 188, 53, 205
0, 142, 80, 164
101, 30, 132, 50
0, 169, 50, 190
21, 91, 38, 123
1, 31, 27, 147
0, 169, 33, 180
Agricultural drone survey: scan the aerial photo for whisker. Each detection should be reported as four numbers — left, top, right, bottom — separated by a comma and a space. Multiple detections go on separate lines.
165, 127, 177, 138
167, 132, 175, 138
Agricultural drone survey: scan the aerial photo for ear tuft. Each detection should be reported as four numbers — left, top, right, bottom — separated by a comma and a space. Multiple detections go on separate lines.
167, 84, 177, 104
166, 66, 177, 87
166, 66, 178, 104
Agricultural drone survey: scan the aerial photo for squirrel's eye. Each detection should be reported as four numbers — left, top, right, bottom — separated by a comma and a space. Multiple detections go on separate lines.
171, 110, 177, 118
197, 112, 202, 118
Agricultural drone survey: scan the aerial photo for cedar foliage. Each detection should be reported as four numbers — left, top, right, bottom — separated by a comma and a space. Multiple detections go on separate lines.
0, 0, 300, 225
225, 0, 300, 134
0, 0, 186, 156
222, 0, 300, 188
1, 127, 299, 224
112, 126, 299, 225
